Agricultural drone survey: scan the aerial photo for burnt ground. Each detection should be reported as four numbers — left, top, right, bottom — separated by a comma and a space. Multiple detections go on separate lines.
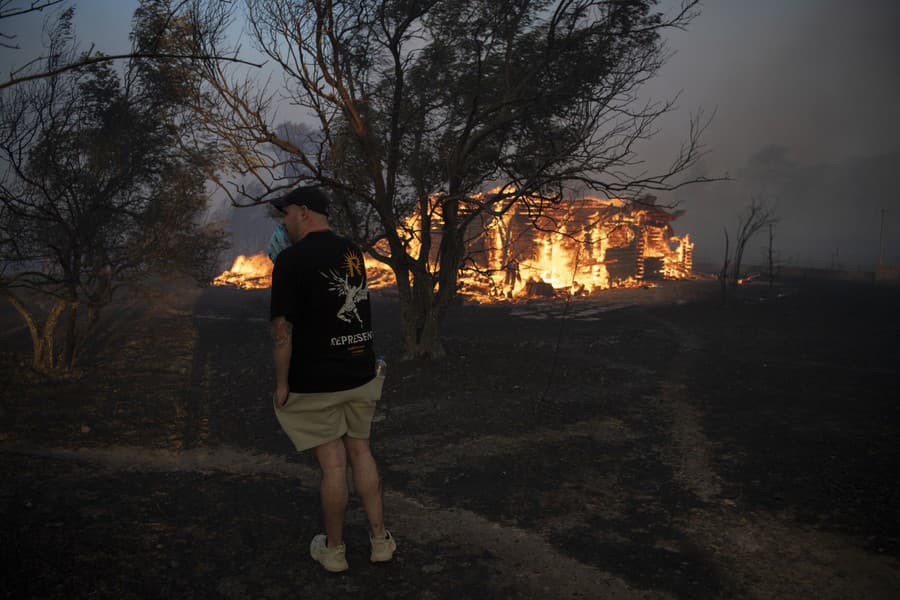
1, 277, 899, 599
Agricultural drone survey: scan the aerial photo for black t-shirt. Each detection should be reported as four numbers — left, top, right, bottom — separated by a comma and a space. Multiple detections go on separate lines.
270, 230, 375, 392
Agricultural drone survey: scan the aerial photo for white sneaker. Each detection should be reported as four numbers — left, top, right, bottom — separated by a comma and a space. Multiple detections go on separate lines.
309, 534, 349, 572
370, 530, 397, 563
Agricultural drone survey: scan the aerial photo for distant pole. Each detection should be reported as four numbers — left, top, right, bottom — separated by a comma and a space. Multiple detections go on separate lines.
878, 208, 886, 270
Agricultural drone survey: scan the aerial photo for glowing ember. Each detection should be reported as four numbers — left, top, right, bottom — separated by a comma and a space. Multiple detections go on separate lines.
213, 253, 273, 289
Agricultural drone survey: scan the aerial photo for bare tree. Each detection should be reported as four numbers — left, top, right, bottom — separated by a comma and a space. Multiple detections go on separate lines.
193, 0, 712, 358
719, 226, 730, 301
719, 198, 778, 303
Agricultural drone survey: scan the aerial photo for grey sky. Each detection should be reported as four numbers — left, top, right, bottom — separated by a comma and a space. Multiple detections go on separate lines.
646, 0, 900, 168
640, 0, 900, 267
3, 0, 899, 268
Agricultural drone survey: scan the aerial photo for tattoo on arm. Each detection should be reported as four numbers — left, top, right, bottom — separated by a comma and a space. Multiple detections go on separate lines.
272, 318, 292, 348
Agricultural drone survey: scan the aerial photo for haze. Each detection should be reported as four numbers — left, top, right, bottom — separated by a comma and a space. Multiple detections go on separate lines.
3, 0, 898, 269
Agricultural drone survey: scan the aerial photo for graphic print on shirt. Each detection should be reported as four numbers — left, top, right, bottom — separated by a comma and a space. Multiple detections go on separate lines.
343, 251, 363, 278
322, 250, 369, 326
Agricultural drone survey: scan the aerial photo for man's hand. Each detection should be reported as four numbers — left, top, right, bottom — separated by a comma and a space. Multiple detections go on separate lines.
273, 385, 290, 409
271, 316, 293, 409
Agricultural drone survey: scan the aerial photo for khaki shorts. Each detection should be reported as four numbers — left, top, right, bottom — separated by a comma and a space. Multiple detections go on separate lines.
274, 376, 384, 451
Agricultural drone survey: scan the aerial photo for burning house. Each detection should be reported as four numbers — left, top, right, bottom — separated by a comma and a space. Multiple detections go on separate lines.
458, 194, 693, 299
213, 194, 693, 299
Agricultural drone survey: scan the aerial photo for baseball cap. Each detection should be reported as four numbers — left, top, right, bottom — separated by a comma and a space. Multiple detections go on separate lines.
269, 185, 330, 215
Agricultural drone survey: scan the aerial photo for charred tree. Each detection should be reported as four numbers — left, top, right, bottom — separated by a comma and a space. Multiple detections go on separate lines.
720, 198, 777, 304
719, 227, 730, 304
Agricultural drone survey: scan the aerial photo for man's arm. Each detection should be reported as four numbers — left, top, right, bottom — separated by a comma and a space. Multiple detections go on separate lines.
272, 316, 293, 408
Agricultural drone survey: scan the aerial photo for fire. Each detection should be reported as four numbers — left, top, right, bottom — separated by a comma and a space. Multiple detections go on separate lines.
214, 193, 694, 301
213, 253, 273, 289
366, 193, 694, 302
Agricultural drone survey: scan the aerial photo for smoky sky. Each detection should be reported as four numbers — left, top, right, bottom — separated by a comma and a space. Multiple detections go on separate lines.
3, 1, 899, 268
644, 0, 900, 268
644, 0, 900, 162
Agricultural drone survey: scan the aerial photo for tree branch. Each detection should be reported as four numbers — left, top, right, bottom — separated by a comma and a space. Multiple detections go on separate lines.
1, 51, 263, 90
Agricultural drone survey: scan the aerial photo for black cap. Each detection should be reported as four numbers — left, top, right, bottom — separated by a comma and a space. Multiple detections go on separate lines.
269, 186, 330, 216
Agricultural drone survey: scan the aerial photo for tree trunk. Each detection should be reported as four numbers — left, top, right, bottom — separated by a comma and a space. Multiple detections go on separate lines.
396, 265, 446, 359
62, 302, 78, 369
391, 187, 472, 359
72, 302, 103, 367
398, 299, 445, 359
38, 299, 68, 372
2, 290, 41, 364
1, 291, 69, 372
719, 229, 730, 305
731, 240, 747, 294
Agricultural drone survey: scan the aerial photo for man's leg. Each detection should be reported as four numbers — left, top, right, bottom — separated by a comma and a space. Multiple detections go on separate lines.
343, 436, 386, 539
313, 437, 348, 548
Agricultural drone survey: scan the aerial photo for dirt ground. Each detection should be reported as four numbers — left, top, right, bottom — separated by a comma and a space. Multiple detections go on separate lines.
1, 276, 899, 599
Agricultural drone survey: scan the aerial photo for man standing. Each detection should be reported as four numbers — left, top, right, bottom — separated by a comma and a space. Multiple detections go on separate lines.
269, 186, 396, 573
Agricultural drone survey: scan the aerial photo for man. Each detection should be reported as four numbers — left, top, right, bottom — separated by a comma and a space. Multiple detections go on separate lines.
269, 185, 396, 573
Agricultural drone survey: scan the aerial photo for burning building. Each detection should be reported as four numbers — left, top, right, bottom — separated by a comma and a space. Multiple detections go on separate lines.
456, 194, 693, 299
213, 194, 693, 299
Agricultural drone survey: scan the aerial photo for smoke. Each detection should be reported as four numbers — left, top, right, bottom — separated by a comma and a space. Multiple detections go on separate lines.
645, 0, 900, 269
677, 147, 899, 270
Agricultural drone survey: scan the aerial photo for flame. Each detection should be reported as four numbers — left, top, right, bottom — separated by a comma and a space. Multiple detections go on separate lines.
213, 253, 273, 289
214, 194, 694, 301
364, 194, 693, 302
